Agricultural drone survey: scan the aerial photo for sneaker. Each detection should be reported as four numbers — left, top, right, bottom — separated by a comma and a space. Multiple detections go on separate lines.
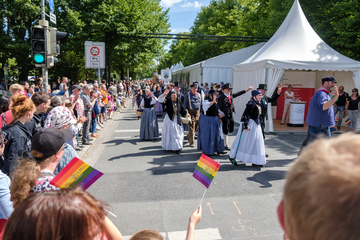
96, 126, 101, 130
337, 126, 341, 131
91, 133, 99, 138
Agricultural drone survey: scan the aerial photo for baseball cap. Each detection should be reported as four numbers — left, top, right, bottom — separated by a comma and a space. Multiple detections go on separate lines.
31, 128, 73, 161
322, 76, 337, 84
72, 85, 82, 90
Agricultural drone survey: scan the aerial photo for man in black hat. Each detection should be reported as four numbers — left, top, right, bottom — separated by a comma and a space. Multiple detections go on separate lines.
218, 83, 253, 150
258, 83, 282, 139
303, 76, 338, 144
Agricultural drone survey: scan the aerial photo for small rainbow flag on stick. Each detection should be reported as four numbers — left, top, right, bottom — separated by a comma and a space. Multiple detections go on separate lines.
193, 154, 221, 188
50, 157, 103, 190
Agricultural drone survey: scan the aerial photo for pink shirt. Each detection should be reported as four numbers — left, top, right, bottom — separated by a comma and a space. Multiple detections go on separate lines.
70, 94, 85, 117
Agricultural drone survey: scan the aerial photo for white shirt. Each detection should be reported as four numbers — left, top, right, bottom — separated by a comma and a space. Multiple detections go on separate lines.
285, 91, 295, 104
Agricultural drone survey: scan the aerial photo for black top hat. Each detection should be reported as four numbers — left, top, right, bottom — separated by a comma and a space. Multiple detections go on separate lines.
258, 84, 267, 90
223, 83, 232, 90
174, 82, 180, 87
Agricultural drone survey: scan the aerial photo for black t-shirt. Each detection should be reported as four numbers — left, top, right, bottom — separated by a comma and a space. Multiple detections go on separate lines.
347, 96, 360, 110
337, 92, 348, 106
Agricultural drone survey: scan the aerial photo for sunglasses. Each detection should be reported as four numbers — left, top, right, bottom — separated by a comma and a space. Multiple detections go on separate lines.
353, 91, 358, 92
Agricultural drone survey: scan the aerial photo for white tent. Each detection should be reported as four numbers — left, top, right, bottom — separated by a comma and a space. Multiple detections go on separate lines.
232, 0, 360, 131
172, 42, 266, 85
171, 61, 184, 72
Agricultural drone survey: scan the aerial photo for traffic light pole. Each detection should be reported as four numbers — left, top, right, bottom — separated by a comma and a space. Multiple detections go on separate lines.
40, 0, 48, 93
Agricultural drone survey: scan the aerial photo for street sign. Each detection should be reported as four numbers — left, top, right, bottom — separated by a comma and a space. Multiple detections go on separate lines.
50, 12, 56, 24
48, 0, 54, 12
85, 41, 105, 69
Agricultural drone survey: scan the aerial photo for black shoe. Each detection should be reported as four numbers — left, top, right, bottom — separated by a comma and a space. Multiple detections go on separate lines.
228, 157, 238, 165
82, 142, 91, 145
266, 154, 269, 157
189, 144, 194, 147
337, 126, 341, 130
225, 146, 231, 151
217, 151, 226, 155
252, 164, 263, 167
78, 144, 84, 148
75, 147, 82, 151
175, 150, 181, 155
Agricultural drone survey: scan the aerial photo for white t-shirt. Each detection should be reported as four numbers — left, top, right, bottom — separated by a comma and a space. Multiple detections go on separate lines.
285, 91, 294, 104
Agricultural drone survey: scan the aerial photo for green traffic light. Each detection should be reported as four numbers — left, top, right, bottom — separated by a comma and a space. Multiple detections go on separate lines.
34, 53, 44, 63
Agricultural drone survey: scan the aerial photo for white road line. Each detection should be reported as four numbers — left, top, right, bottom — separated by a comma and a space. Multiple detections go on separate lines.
115, 129, 139, 133
114, 136, 132, 139
272, 137, 299, 151
115, 129, 162, 133
122, 228, 221, 240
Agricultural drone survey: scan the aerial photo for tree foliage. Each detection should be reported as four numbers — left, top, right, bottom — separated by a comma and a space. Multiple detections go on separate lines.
159, 0, 360, 70
1, 0, 170, 81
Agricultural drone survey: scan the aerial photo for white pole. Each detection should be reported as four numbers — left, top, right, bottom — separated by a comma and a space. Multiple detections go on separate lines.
199, 188, 207, 206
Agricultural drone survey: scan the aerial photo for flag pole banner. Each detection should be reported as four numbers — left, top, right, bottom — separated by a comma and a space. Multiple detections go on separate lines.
50, 157, 103, 190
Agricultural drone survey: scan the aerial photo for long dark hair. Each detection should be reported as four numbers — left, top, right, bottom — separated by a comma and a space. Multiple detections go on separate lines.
352, 88, 359, 97
0, 96, 10, 114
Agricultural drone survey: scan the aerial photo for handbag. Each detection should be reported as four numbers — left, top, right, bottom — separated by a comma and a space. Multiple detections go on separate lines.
181, 110, 192, 124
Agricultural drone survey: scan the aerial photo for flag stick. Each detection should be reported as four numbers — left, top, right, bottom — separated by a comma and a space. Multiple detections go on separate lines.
106, 209, 117, 218
199, 188, 208, 206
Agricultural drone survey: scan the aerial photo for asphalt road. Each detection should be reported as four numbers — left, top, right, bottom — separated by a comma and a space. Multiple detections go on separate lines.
86, 105, 306, 240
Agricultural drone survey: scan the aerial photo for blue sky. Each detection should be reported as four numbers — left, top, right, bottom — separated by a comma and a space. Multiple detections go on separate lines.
160, 0, 211, 34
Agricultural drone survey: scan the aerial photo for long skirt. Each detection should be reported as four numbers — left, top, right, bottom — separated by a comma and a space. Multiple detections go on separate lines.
229, 119, 266, 165
155, 101, 163, 116
197, 114, 225, 155
140, 108, 159, 140
161, 115, 184, 151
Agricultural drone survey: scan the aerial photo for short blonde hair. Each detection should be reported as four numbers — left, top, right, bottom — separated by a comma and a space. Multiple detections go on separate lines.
9, 84, 24, 96
283, 134, 360, 240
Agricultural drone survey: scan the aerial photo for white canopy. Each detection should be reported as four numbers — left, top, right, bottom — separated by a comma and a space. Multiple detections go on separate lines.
232, 0, 360, 131
171, 61, 184, 72
172, 42, 265, 85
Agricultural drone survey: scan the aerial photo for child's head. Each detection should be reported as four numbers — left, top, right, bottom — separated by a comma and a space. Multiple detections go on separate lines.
130, 230, 163, 240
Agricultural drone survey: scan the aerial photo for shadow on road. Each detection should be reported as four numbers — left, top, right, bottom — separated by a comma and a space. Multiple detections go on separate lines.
247, 170, 287, 188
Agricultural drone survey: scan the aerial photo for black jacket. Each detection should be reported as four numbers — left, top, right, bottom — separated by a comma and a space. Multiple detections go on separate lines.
1, 121, 32, 175
241, 99, 262, 129
164, 98, 187, 126
24, 112, 45, 136
217, 90, 246, 118
260, 93, 280, 120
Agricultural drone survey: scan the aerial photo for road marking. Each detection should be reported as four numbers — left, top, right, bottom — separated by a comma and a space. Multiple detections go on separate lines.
115, 129, 139, 133
122, 228, 222, 240
114, 136, 132, 139
233, 201, 241, 215
115, 129, 162, 133
272, 137, 299, 151
168, 228, 222, 240
207, 202, 214, 215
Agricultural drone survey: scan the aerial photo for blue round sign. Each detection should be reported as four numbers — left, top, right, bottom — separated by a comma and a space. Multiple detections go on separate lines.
49, 0, 54, 12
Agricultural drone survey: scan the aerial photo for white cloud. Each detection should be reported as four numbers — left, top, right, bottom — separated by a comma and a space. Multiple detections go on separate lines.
181, 1, 203, 8
160, 0, 184, 8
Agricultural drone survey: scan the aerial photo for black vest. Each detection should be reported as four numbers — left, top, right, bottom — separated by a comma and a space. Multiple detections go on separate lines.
144, 97, 154, 108
206, 102, 219, 117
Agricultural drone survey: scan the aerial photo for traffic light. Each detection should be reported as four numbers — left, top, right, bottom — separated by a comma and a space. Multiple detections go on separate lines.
47, 28, 68, 68
31, 26, 46, 65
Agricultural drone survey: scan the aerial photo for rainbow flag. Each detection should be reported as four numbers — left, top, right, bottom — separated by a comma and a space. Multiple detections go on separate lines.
50, 157, 103, 190
335, 118, 339, 124
345, 118, 351, 125
193, 154, 221, 188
